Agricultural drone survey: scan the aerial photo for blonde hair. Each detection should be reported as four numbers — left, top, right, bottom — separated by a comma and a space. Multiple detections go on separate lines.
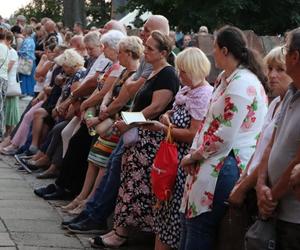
54, 48, 84, 68
264, 46, 286, 70
118, 36, 144, 60
175, 47, 211, 84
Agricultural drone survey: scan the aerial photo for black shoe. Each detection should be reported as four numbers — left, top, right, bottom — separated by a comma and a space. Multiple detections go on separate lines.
43, 187, 72, 200
67, 217, 107, 234
61, 212, 88, 229
34, 184, 57, 198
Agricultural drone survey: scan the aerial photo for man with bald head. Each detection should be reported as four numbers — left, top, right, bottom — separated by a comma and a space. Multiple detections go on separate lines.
100, 20, 127, 35
64, 15, 171, 234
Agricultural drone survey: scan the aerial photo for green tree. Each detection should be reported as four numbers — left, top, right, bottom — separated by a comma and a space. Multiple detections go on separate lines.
123, 0, 300, 35
13, 0, 112, 28
14, 0, 63, 22
86, 0, 111, 28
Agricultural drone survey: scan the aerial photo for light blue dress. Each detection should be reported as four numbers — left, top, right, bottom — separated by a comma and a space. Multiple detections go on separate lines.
18, 36, 36, 96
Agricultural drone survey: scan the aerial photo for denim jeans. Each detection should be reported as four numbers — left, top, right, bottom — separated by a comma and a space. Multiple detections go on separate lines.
85, 138, 124, 224
180, 153, 239, 250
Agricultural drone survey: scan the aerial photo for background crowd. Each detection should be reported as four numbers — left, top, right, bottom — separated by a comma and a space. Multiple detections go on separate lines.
0, 13, 299, 250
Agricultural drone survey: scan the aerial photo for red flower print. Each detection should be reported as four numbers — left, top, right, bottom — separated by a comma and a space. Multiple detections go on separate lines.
247, 85, 257, 97
210, 119, 220, 132
224, 111, 234, 121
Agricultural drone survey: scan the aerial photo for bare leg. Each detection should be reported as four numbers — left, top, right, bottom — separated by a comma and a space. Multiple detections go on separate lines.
62, 162, 98, 211
76, 162, 99, 200
86, 166, 106, 200
31, 108, 48, 148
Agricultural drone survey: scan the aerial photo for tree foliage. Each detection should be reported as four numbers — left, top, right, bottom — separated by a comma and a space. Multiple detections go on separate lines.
86, 0, 111, 28
13, 0, 111, 28
13, 0, 63, 22
123, 0, 300, 35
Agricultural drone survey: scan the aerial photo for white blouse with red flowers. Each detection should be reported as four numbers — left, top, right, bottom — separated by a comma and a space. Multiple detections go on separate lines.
180, 67, 268, 218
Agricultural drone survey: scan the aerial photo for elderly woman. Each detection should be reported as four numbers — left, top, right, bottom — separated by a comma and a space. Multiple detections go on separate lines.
59, 30, 125, 159
18, 25, 36, 97
229, 46, 292, 207
34, 30, 125, 200
89, 30, 180, 248
150, 47, 213, 250
27, 48, 86, 155
179, 25, 268, 250
62, 36, 144, 215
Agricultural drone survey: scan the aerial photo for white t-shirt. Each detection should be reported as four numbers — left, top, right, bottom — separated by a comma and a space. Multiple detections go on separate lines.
247, 96, 281, 175
0, 43, 9, 80
7, 48, 18, 84
34, 65, 55, 93
87, 53, 111, 78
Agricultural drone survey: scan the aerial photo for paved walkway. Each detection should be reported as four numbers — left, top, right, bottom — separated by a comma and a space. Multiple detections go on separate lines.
0, 99, 154, 250
0, 154, 154, 249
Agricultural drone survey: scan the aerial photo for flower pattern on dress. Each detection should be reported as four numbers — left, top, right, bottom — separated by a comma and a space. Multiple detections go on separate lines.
180, 67, 268, 219
242, 98, 258, 129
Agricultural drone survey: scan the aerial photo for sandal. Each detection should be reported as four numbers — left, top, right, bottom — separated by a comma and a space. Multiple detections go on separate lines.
89, 231, 128, 248
67, 200, 86, 215
61, 197, 82, 211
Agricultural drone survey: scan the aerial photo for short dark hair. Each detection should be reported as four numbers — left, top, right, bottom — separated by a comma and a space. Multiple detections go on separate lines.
11, 25, 21, 34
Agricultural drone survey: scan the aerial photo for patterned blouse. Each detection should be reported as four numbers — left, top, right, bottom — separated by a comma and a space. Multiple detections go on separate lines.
180, 67, 268, 218
18, 36, 36, 61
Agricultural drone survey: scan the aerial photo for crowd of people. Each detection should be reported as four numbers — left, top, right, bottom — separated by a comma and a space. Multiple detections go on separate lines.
0, 13, 299, 250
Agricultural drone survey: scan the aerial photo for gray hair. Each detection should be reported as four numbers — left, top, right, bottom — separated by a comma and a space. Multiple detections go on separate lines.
17, 15, 26, 22
84, 31, 101, 46
23, 25, 34, 36
100, 30, 126, 51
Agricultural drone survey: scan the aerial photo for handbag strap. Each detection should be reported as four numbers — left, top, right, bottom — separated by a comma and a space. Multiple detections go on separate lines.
0, 46, 8, 70
166, 124, 173, 144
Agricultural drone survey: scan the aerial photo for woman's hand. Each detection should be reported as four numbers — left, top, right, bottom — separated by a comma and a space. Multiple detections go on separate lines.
181, 154, 197, 175
159, 113, 171, 126
57, 103, 69, 116
86, 117, 100, 128
228, 182, 247, 207
114, 120, 129, 135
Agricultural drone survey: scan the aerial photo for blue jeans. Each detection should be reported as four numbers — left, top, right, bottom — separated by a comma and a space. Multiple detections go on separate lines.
84, 138, 124, 224
180, 153, 239, 250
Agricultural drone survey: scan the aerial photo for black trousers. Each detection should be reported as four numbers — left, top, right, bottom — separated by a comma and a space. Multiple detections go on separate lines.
55, 123, 93, 196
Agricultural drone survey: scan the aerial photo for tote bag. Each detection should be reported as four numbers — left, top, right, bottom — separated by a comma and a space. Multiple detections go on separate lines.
18, 57, 33, 75
151, 125, 178, 201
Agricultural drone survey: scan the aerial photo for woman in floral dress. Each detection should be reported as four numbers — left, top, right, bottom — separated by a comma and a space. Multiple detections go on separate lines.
179, 26, 268, 250
152, 48, 213, 250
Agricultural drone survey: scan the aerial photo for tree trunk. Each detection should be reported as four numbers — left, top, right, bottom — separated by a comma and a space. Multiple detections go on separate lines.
63, 0, 86, 28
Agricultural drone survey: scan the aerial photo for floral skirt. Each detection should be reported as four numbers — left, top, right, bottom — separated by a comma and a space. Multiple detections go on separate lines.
114, 129, 164, 231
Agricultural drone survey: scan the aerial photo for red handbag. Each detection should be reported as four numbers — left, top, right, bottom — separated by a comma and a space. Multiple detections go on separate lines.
151, 125, 178, 201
